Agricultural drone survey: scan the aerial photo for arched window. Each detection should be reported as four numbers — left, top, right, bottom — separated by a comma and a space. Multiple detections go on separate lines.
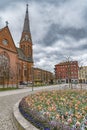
0, 52, 10, 78
23, 45, 25, 51
0, 52, 10, 66
28, 45, 31, 57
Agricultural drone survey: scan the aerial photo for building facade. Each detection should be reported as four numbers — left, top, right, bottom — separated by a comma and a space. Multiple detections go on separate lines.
33, 68, 54, 85
55, 61, 78, 84
78, 66, 87, 83
0, 5, 33, 86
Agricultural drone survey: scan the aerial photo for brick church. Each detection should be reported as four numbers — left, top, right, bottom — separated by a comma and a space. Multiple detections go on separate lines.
0, 4, 33, 85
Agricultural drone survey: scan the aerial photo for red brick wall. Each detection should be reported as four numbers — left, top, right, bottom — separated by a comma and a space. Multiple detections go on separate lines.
55, 61, 78, 80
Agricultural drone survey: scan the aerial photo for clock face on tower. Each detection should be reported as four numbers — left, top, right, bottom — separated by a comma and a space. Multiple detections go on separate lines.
22, 34, 31, 42
25, 35, 29, 40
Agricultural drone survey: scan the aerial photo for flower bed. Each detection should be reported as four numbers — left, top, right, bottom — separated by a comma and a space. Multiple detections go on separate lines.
19, 89, 87, 130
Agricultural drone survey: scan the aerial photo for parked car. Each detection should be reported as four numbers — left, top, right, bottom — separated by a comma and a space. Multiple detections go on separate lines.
19, 81, 27, 85
27, 81, 32, 84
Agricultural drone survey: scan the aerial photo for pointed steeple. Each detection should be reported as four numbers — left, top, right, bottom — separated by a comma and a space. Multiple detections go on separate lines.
20, 4, 33, 62
23, 4, 30, 33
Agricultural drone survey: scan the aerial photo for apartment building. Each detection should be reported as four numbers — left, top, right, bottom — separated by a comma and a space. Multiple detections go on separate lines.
55, 61, 78, 83
78, 66, 87, 83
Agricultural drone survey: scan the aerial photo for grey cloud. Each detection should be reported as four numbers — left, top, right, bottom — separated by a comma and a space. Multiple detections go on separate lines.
62, 28, 87, 41
81, 44, 87, 50
0, 1, 10, 8
42, 25, 59, 46
66, 43, 87, 51
42, 23, 87, 46
0, 0, 68, 8
0, 0, 20, 9
83, 9, 87, 25
1, 0, 87, 71
34, 0, 69, 5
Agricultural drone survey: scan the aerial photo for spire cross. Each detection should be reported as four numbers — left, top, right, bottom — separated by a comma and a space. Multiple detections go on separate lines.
6, 21, 9, 26
26, 4, 29, 13
26, 4, 28, 7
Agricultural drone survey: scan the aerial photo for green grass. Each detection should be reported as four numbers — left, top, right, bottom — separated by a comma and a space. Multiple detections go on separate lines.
0, 87, 19, 91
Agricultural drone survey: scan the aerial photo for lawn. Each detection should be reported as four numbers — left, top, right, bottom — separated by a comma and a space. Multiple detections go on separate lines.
19, 89, 87, 130
0, 87, 19, 91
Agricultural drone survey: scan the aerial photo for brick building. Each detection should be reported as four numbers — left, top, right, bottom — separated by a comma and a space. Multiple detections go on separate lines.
33, 68, 54, 85
55, 61, 78, 84
0, 5, 33, 86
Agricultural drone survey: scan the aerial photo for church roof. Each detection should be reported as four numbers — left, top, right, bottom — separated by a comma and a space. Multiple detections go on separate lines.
0, 26, 17, 54
17, 48, 33, 62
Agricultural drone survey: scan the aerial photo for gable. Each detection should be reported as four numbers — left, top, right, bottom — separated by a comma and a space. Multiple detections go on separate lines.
0, 26, 17, 53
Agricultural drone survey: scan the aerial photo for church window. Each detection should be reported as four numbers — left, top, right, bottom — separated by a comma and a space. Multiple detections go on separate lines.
2, 39, 8, 45
17, 63, 21, 77
23, 45, 25, 51
28, 46, 31, 56
0, 53, 10, 79
24, 70, 27, 77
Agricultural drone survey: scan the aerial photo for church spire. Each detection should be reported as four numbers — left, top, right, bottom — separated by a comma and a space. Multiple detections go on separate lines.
23, 4, 30, 33
20, 4, 33, 61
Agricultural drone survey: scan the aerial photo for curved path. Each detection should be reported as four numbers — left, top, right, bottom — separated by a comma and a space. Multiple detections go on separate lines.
0, 89, 31, 130
0, 85, 62, 130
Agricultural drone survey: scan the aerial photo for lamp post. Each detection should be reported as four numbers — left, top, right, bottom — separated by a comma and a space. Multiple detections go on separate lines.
32, 66, 34, 91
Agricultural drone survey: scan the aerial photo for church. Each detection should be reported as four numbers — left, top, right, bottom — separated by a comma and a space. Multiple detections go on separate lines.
0, 4, 33, 85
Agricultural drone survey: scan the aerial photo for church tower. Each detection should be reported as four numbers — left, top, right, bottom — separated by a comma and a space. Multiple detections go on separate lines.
20, 4, 33, 62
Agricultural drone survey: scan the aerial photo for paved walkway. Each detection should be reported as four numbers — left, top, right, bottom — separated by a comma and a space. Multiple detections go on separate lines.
0, 90, 30, 130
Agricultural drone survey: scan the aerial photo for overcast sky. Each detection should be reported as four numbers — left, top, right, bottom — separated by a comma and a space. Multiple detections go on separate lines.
0, 0, 87, 72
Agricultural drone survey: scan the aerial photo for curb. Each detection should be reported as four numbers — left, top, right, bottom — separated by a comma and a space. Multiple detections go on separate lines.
13, 100, 39, 130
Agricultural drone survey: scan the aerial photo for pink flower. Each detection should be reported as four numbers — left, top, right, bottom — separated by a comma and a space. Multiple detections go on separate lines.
85, 121, 87, 125
67, 118, 72, 124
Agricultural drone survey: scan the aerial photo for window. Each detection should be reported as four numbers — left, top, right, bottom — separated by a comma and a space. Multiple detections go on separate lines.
24, 70, 27, 77
0, 53, 10, 78
23, 45, 25, 51
2, 39, 8, 45
28, 46, 31, 56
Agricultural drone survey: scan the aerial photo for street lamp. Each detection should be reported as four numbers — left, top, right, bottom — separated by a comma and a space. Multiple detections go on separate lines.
31, 66, 35, 91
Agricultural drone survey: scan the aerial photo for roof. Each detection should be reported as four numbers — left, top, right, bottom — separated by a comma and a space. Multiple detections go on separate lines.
17, 48, 33, 62
0, 26, 18, 53
23, 4, 30, 33
55, 61, 78, 66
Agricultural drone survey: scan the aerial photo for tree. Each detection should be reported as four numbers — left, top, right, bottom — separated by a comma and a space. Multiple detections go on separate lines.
0, 54, 10, 87
64, 56, 72, 89
78, 59, 84, 89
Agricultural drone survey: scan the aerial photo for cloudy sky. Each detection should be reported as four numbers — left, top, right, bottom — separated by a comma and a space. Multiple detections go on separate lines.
0, 0, 87, 72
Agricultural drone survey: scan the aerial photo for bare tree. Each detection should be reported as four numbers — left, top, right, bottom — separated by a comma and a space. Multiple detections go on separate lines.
78, 60, 84, 90
0, 54, 10, 88
64, 56, 72, 89
9, 67, 16, 88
